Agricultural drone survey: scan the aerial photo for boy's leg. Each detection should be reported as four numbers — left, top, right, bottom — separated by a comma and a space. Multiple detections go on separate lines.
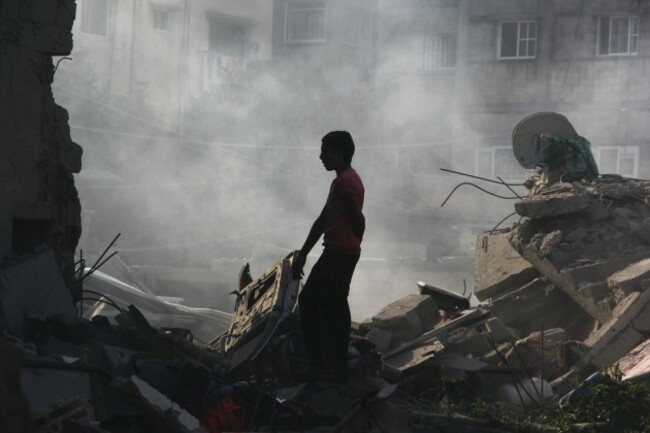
321, 252, 359, 380
298, 254, 328, 368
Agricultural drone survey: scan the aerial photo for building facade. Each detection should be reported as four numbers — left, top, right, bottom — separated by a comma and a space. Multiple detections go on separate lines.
376, 0, 650, 183
63, 0, 273, 127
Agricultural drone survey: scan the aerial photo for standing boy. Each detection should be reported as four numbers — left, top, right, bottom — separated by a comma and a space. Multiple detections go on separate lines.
291, 131, 365, 382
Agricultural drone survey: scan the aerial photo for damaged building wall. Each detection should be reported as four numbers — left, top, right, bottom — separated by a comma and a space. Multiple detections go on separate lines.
0, 0, 82, 287
0, 0, 81, 429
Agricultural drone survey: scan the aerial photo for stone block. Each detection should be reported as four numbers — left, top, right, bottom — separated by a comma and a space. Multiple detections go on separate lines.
474, 231, 538, 301
370, 294, 440, 335
632, 301, 650, 332
585, 291, 650, 367
568, 254, 650, 286
365, 327, 392, 353
607, 258, 650, 299
576, 281, 610, 303
489, 278, 551, 328
591, 326, 644, 367
514, 193, 590, 218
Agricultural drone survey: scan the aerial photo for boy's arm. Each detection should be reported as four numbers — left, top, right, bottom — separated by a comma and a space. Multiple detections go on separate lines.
341, 193, 365, 240
292, 207, 326, 279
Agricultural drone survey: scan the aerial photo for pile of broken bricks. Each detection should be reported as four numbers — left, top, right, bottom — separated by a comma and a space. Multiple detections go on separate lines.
3, 176, 650, 432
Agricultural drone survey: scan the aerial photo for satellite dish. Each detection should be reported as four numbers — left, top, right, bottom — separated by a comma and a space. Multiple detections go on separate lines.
512, 112, 577, 169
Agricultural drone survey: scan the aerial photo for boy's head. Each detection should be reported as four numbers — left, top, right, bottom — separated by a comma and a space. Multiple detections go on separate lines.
321, 131, 355, 163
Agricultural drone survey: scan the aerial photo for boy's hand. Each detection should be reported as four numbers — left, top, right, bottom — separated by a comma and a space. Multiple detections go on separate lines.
291, 251, 306, 280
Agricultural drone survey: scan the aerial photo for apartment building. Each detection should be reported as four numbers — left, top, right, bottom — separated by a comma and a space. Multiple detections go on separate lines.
66, 0, 273, 126
376, 0, 650, 182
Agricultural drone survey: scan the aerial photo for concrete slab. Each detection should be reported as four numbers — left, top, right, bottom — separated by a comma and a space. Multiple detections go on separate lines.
370, 294, 440, 335
585, 291, 650, 367
514, 193, 590, 218
521, 244, 612, 324
474, 231, 538, 301
607, 258, 650, 299
365, 327, 392, 353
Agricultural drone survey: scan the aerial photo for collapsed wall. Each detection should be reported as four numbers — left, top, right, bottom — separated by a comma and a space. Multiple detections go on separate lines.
475, 178, 650, 388
0, 0, 82, 292
0, 1, 81, 430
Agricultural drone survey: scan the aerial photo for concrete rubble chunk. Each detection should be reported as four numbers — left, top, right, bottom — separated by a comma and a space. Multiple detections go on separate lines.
514, 193, 590, 218
583, 290, 650, 368
370, 294, 440, 338
365, 327, 392, 353
520, 244, 613, 324
607, 258, 650, 300
474, 231, 538, 301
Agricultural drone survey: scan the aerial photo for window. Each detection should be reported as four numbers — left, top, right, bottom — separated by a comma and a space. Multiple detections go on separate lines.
81, 0, 109, 36
209, 19, 248, 58
598, 16, 639, 56
595, 146, 638, 177
476, 147, 525, 181
498, 21, 536, 59
341, 4, 371, 46
423, 34, 456, 70
285, 1, 327, 43
153, 9, 170, 31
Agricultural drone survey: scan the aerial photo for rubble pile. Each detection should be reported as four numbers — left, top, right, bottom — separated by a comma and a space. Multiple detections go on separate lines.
2, 181, 650, 431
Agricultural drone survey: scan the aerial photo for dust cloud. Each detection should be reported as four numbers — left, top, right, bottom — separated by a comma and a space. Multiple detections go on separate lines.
52, 1, 630, 321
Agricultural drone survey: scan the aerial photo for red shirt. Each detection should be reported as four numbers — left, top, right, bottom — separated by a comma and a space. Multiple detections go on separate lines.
323, 167, 365, 254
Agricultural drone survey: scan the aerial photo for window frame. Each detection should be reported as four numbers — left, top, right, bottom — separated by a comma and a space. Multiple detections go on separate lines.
597, 15, 640, 57
422, 33, 457, 71
284, 0, 328, 44
206, 13, 255, 58
152, 8, 171, 31
595, 146, 639, 177
341, 3, 371, 47
497, 20, 537, 60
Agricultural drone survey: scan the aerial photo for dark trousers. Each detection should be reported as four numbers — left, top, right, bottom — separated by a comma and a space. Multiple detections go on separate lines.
298, 250, 360, 377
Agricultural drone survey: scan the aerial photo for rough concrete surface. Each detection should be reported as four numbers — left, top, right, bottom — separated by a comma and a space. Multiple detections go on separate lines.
474, 231, 538, 301
514, 193, 590, 218
607, 258, 650, 299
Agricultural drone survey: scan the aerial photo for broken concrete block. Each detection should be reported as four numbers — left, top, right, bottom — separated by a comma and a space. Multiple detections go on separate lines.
370, 294, 439, 336
365, 327, 392, 353
607, 258, 650, 299
515, 193, 590, 218
585, 291, 650, 367
521, 244, 620, 324
591, 326, 644, 368
474, 231, 538, 301
632, 301, 650, 332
